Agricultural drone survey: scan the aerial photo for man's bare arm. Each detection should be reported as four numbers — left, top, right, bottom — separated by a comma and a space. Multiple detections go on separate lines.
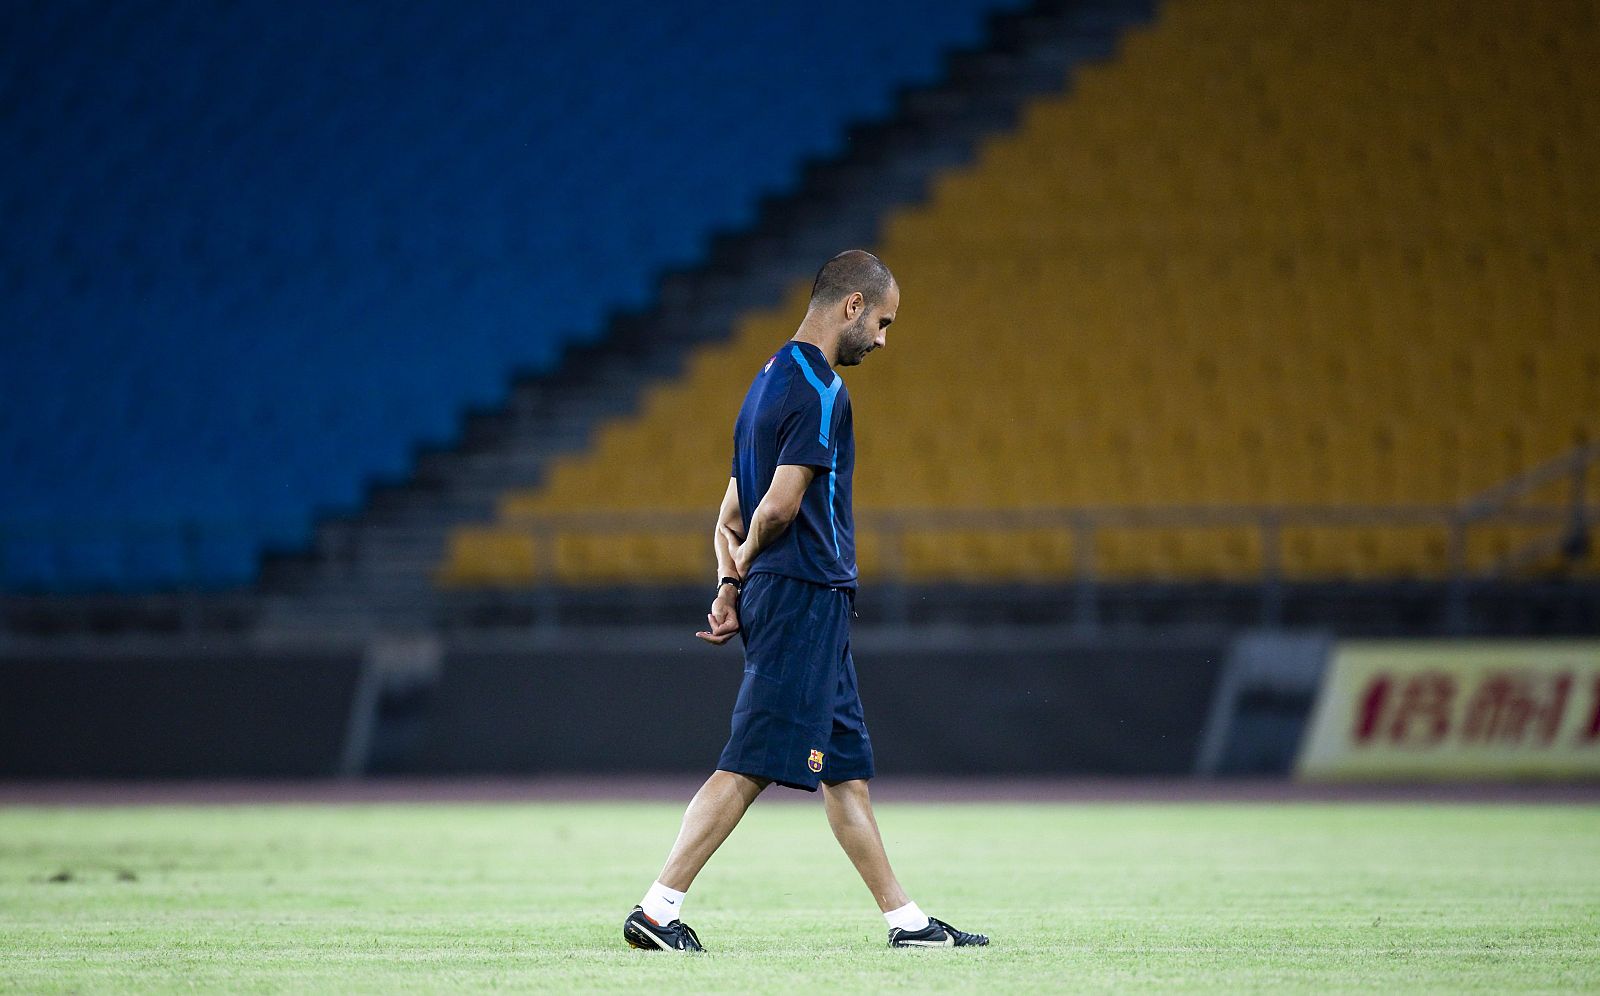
713, 477, 744, 582
697, 478, 744, 646
732, 464, 816, 578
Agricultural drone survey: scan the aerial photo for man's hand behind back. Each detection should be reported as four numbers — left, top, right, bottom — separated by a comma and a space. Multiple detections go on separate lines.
695, 589, 741, 645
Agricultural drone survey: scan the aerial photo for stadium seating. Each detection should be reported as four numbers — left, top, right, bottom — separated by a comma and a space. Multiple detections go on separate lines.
0, 0, 1024, 591
444, 0, 1600, 585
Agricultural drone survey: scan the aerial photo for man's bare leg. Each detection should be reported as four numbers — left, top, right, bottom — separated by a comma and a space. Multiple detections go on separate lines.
820, 778, 911, 912
658, 769, 769, 891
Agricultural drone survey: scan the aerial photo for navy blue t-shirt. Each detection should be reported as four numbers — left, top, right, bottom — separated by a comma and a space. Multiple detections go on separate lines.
731, 340, 857, 589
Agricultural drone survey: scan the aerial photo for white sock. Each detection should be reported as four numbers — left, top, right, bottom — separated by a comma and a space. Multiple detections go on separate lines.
641, 881, 687, 925
884, 901, 930, 932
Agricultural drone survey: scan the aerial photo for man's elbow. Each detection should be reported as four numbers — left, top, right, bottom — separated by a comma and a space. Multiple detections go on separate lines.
776, 505, 803, 531
760, 501, 803, 533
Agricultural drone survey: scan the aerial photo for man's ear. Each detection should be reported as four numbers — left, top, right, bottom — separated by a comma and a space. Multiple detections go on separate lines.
844, 291, 864, 320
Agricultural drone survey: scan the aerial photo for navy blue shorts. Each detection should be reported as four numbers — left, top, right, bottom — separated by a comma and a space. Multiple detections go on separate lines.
717, 572, 874, 792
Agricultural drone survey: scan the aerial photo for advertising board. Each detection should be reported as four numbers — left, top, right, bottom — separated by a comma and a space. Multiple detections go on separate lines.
1297, 642, 1600, 780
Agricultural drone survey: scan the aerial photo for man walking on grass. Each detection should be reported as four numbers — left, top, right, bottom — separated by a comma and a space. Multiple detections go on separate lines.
622, 251, 989, 953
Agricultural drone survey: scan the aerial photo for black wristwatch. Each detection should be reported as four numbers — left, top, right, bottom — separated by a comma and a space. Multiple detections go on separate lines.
716, 576, 743, 597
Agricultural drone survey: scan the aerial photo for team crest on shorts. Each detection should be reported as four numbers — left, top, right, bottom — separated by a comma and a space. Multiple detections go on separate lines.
807, 749, 825, 773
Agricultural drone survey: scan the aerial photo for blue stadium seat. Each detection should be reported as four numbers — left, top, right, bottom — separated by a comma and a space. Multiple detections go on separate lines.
0, 0, 1023, 590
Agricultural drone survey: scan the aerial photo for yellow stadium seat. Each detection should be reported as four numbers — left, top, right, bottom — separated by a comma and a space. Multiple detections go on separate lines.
440, 0, 1599, 587
440, 527, 538, 586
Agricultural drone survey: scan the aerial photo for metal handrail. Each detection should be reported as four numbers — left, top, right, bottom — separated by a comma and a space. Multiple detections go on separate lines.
481, 444, 1598, 631
498, 503, 1584, 531
1458, 442, 1600, 519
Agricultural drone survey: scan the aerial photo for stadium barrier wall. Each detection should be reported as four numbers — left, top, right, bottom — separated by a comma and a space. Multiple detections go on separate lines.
410, 630, 1227, 777
1295, 641, 1600, 781
0, 646, 363, 777
0, 630, 1226, 778
8, 634, 1598, 781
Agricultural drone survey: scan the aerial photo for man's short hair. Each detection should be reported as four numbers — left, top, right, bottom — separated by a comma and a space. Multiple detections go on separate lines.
810, 250, 894, 308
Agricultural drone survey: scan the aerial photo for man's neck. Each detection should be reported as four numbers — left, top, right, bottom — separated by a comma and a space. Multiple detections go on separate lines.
791, 318, 838, 368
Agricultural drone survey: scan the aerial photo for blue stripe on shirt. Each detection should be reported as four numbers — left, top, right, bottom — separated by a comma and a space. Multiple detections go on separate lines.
789, 344, 842, 557
789, 344, 840, 447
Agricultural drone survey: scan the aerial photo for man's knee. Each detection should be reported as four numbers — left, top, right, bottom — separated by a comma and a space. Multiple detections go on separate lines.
821, 778, 871, 803
713, 769, 771, 797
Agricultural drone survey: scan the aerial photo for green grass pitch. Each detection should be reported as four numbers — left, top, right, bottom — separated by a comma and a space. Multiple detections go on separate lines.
2, 799, 1597, 992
